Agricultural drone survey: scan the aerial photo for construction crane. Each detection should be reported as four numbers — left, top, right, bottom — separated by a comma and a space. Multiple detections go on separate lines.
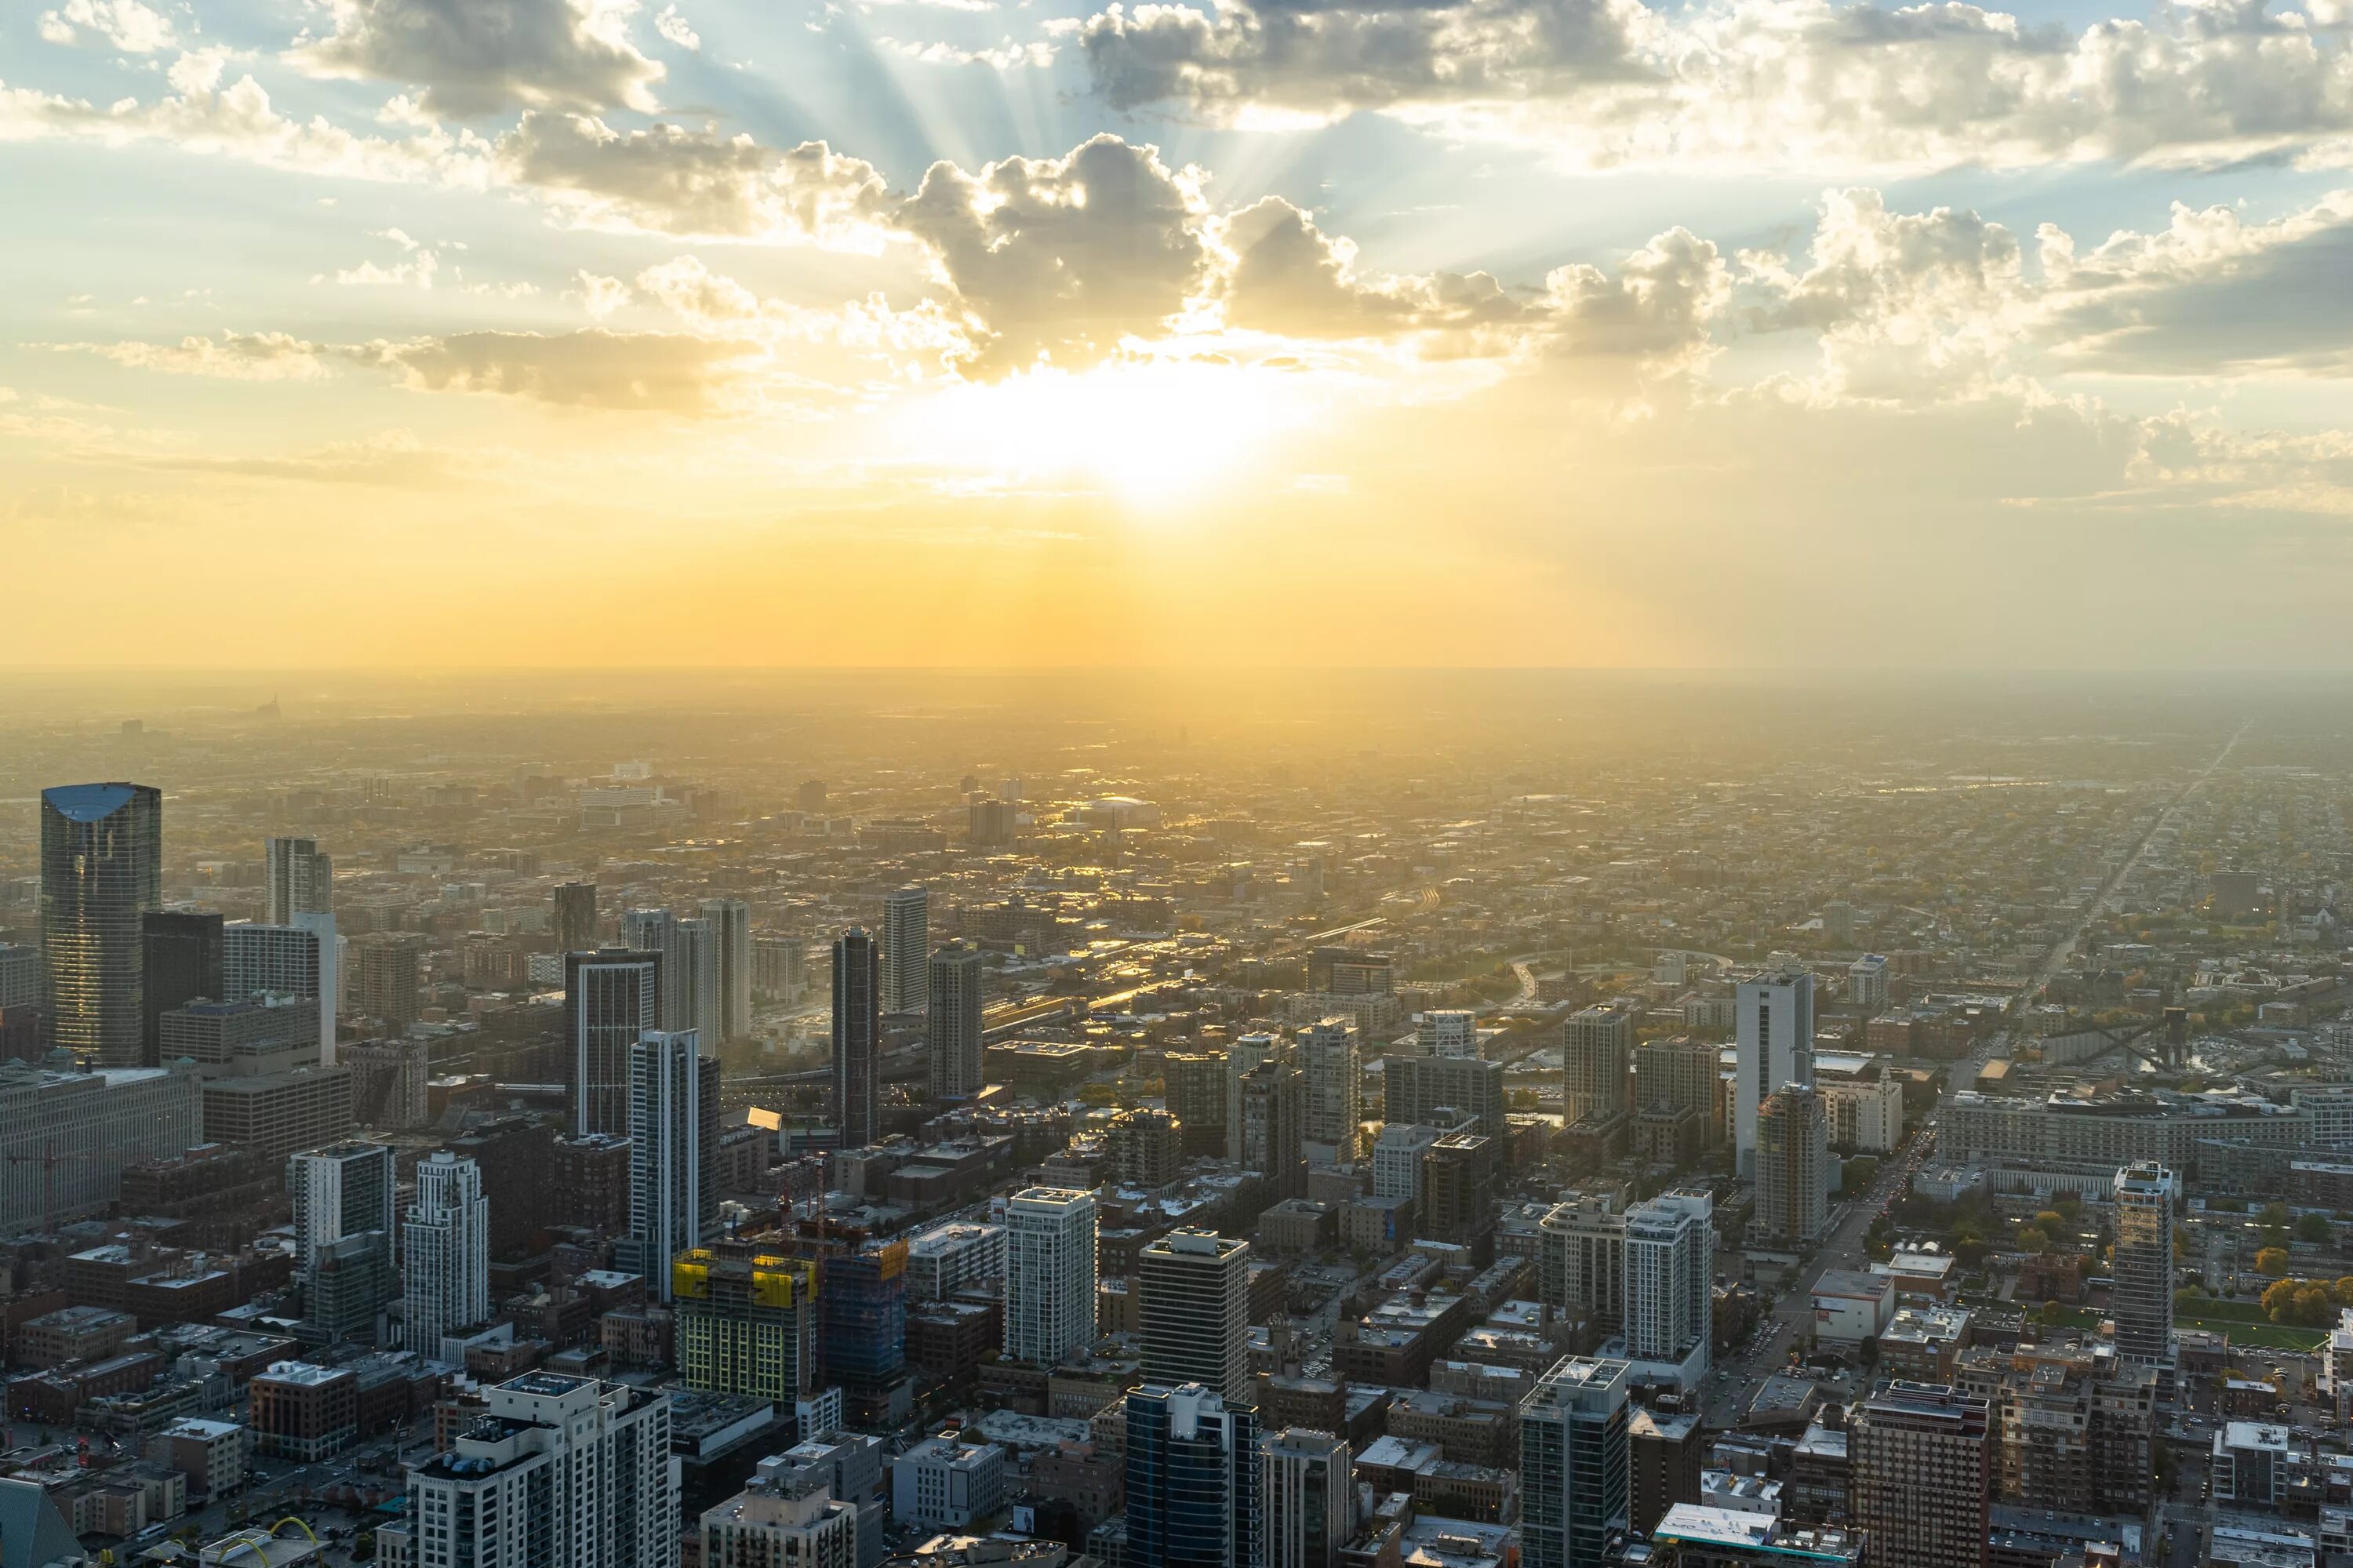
4, 1138, 109, 1232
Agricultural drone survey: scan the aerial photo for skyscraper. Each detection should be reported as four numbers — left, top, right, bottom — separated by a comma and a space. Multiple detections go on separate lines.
1166, 1052, 1230, 1158
1004, 1186, 1098, 1365
1636, 1039, 1724, 1148
348, 932, 419, 1035
674, 1248, 819, 1402
554, 881, 598, 953
1564, 1002, 1634, 1125
927, 942, 987, 1101
1225, 1033, 1279, 1162
2112, 1162, 2177, 1366
1262, 1429, 1351, 1568
833, 928, 880, 1148
819, 1240, 915, 1428
1521, 1356, 1631, 1568
41, 783, 162, 1067
404, 1151, 490, 1359
265, 837, 333, 926
288, 1140, 395, 1272
1296, 1018, 1361, 1164
629, 1029, 720, 1301
1125, 1384, 1260, 1568
881, 887, 929, 1017
1139, 1228, 1250, 1403
1419, 1010, 1478, 1059
1755, 1085, 1829, 1244
1622, 1191, 1714, 1382
701, 897, 752, 1042
1849, 1382, 1991, 1568
625, 908, 715, 1036
1239, 1055, 1307, 1200
567, 948, 660, 1137
1381, 1053, 1507, 1137
140, 910, 222, 1068
226, 919, 340, 1063
1736, 960, 1815, 1177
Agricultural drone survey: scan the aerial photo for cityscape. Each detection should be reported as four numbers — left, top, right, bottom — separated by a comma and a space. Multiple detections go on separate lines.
0, 674, 2337, 1568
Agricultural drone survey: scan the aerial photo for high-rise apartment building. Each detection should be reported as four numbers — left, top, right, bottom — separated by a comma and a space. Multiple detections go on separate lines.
881, 887, 929, 1017
288, 1141, 395, 1272
1382, 1053, 1507, 1137
1166, 1052, 1230, 1158
818, 1241, 914, 1428
2112, 1162, 2177, 1366
1004, 1187, 1098, 1365
927, 943, 986, 1101
1239, 1056, 1307, 1201
630, 1030, 720, 1301
348, 932, 419, 1035
140, 911, 223, 1068
1636, 1039, 1723, 1148
701, 898, 752, 1042
265, 837, 333, 926
1105, 1108, 1184, 1190
1564, 1003, 1634, 1126
1848, 1383, 1991, 1568
1539, 1195, 1626, 1332
225, 919, 340, 1063
406, 1372, 676, 1568
1736, 961, 1815, 1177
1522, 1356, 1631, 1568
1953, 1343, 2155, 1516
1755, 1085, 1828, 1244
1139, 1228, 1251, 1403
1125, 1384, 1260, 1568
703, 1460, 856, 1568
624, 908, 715, 1036
553, 881, 598, 953
1297, 1018, 1361, 1165
42, 783, 162, 1067
1372, 1123, 1440, 1209
1226, 1033, 1279, 1162
566, 948, 659, 1137
1420, 1010, 1478, 1059
404, 1151, 490, 1360
832, 929, 880, 1148
674, 1249, 819, 1402
1846, 953, 1889, 1012
906, 1221, 1006, 1300
1623, 1191, 1713, 1381
1262, 1428, 1351, 1568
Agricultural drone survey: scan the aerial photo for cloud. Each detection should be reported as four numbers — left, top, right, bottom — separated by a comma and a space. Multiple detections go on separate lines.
355, 328, 762, 410
893, 134, 1215, 375
1075, 0, 2353, 172
654, 4, 700, 49
573, 270, 631, 317
292, 0, 665, 118
494, 111, 889, 242
55, 331, 332, 380
38, 0, 176, 53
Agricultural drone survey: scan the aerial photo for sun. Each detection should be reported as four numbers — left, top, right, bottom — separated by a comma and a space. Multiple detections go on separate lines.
901, 358, 1319, 509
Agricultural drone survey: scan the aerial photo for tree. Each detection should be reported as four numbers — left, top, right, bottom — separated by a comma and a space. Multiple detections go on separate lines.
2257, 1247, 2291, 1277
2262, 1202, 2293, 1236
2035, 1210, 2067, 1231
2264, 1277, 2302, 1317
2017, 1225, 2049, 1253
2298, 1213, 2333, 1246
2041, 1299, 2068, 1326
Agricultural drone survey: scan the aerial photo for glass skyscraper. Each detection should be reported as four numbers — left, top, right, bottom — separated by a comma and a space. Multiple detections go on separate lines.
1125, 1383, 1260, 1568
41, 783, 162, 1067
1521, 1356, 1631, 1568
833, 927, 881, 1147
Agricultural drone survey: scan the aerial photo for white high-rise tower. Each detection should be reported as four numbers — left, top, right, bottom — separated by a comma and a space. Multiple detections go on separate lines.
1735, 959, 1815, 1177
404, 1151, 489, 1359
1004, 1186, 1098, 1365
882, 886, 929, 1016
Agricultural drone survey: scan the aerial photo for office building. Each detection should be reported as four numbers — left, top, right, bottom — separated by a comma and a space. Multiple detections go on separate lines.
200, 1065, 354, 1162
927, 943, 986, 1101
226, 919, 340, 1063
1383, 1053, 1506, 1137
1637, 1040, 1723, 1148
1297, 1018, 1361, 1164
630, 1030, 721, 1301
1631, 1409, 1706, 1537
891, 1435, 1006, 1528
403, 1151, 490, 1360
1138, 1228, 1251, 1404
1240, 1055, 1307, 1200
288, 1141, 395, 1273
0, 1060, 198, 1232
2112, 1161, 2177, 1366
704, 1460, 857, 1568
675, 1249, 819, 1402
1166, 1052, 1230, 1157
1420, 1010, 1478, 1059
1005, 1187, 1097, 1365
140, 911, 222, 1068
1308, 948, 1391, 996
1848, 1382, 1990, 1568
1754, 1086, 1828, 1244
161, 995, 319, 1068
554, 881, 598, 954
566, 948, 660, 1137
1422, 1131, 1499, 1254
42, 783, 162, 1067
1564, 1004, 1634, 1125
1944, 1086, 2311, 1167
1263, 1428, 1351, 1568
407, 1372, 676, 1568
344, 1037, 431, 1129
265, 837, 333, 926
1735, 961, 1815, 1178
1521, 1356, 1631, 1568
833, 929, 881, 1148
1623, 1191, 1713, 1383
881, 887, 929, 1017
304, 1228, 395, 1343
347, 932, 418, 1035
1125, 1383, 1261, 1568
0, 944, 38, 1011
702, 898, 752, 1042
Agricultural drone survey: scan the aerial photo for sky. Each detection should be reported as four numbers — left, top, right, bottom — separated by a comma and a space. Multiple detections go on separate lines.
8, 0, 2353, 668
